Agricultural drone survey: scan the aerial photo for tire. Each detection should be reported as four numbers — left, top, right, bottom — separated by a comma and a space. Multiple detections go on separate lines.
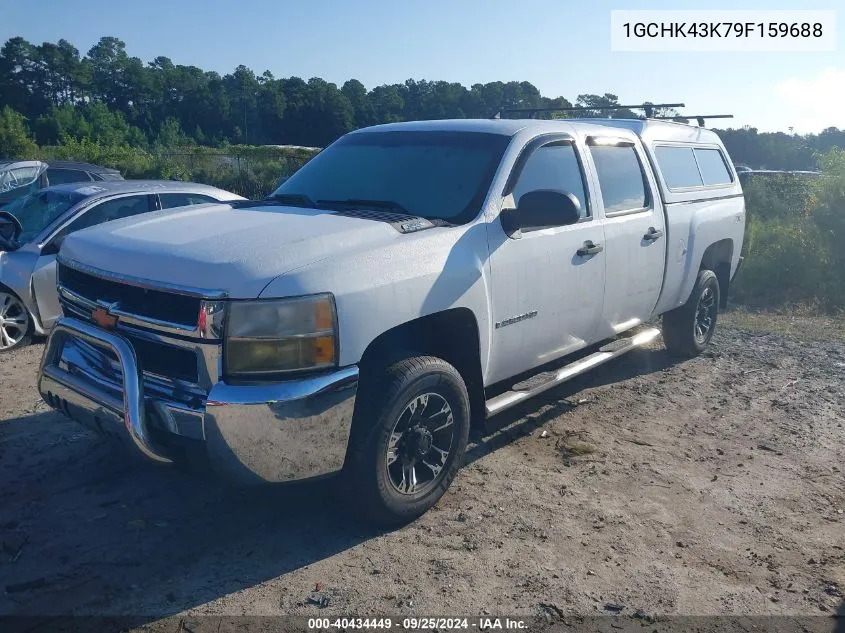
342, 355, 470, 527
0, 290, 32, 353
662, 269, 720, 358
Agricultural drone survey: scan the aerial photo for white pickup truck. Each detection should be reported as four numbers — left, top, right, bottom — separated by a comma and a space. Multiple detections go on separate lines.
37, 117, 745, 525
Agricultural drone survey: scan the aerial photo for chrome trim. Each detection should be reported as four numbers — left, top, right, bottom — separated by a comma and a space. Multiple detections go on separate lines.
56, 336, 207, 440
664, 193, 744, 206
603, 206, 653, 219
38, 316, 360, 483
38, 317, 173, 463
485, 327, 661, 416
60, 296, 222, 392
58, 284, 227, 341
204, 365, 359, 483
57, 255, 229, 299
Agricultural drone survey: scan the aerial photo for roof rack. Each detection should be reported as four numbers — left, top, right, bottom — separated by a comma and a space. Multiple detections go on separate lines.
493, 103, 685, 120
653, 114, 734, 127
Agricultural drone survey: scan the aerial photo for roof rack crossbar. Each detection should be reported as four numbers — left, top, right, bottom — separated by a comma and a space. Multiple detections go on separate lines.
654, 114, 734, 127
493, 103, 685, 120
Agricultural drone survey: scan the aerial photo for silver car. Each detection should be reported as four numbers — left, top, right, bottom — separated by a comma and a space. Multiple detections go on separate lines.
0, 180, 245, 351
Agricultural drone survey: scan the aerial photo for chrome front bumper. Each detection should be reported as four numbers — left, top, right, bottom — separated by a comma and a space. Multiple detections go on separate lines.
37, 317, 359, 483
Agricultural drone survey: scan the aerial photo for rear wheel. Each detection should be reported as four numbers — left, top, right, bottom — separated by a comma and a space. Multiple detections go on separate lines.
0, 291, 32, 352
343, 355, 470, 527
662, 269, 720, 358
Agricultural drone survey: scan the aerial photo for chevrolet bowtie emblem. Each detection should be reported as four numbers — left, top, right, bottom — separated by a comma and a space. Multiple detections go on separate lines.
91, 304, 119, 329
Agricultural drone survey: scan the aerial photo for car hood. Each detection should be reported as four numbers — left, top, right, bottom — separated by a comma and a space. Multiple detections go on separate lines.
59, 202, 406, 298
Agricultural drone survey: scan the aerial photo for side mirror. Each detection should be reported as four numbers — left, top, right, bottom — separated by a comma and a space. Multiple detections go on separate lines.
502, 190, 581, 237
40, 235, 64, 256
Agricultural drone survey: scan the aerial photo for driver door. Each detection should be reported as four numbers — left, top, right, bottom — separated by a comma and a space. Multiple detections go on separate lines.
485, 135, 607, 386
31, 194, 155, 328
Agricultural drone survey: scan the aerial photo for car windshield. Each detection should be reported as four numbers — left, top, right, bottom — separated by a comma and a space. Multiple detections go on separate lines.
4, 189, 85, 244
270, 131, 511, 224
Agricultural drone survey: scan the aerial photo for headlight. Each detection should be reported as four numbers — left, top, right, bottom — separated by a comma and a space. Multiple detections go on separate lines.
224, 293, 337, 377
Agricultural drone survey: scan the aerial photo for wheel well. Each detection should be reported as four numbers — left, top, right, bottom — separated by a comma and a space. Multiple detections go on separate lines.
358, 309, 485, 429
699, 239, 733, 309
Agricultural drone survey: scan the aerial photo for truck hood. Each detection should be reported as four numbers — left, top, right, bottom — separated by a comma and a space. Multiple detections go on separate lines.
59, 202, 403, 298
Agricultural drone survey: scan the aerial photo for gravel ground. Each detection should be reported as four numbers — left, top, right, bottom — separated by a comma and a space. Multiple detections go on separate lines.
1, 319, 844, 628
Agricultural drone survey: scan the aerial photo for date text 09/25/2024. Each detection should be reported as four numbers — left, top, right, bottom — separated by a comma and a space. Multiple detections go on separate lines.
307, 617, 530, 630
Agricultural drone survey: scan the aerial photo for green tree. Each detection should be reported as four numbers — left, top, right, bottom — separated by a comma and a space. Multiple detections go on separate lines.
0, 106, 38, 158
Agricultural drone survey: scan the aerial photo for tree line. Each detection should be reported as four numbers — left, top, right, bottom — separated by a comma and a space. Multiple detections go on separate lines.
3, 35, 843, 169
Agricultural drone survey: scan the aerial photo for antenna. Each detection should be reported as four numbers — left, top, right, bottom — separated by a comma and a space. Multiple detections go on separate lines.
654, 114, 734, 127
493, 103, 685, 120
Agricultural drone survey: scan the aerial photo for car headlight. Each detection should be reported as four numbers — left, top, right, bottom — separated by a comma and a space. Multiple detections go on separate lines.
224, 293, 337, 377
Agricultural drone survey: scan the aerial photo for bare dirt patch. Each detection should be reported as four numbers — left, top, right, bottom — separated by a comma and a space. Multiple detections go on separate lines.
1, 318, 843, 625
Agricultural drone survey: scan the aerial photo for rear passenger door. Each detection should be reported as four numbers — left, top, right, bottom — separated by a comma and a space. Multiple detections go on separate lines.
585, 136, 666, 339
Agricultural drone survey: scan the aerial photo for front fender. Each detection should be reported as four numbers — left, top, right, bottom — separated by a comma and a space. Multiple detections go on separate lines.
259, 222, 494, 378
0, 249, 44, 333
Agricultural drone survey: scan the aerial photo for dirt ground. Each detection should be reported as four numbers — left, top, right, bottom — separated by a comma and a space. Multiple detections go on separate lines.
1, 313, 844, 627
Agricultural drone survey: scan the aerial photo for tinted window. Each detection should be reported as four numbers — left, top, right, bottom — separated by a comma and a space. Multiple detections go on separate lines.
694, 148, 733, 186
93, 172, 124, 181
590, 145, 648, 213
46, 169, 91, 185
654, 146, 703, 188
512, 143, 589, 219
272, 131, 510, 224
159, 193, 218, 209
63, 195, 150, 235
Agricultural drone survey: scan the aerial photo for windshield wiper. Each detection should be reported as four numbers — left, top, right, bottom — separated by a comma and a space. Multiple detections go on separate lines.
265, 192, 317, 208
317, 198, 410, 214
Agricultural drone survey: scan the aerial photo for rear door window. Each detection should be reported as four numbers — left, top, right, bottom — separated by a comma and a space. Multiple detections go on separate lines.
159, 193, 219, 209
589, 144, 648, 214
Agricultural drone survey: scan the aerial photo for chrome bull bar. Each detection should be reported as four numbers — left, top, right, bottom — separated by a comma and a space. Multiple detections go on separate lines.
37, 316, 172, 463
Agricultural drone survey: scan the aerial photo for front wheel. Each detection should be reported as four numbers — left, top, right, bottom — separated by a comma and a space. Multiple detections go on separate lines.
662, 269, 720, 358
342, 356, 470, 527
0, 290, 32, 352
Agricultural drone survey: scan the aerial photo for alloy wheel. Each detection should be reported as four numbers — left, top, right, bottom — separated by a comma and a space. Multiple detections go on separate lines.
694, 286, 716, 343
0, 292, 29, 350
385, 392, 456, 496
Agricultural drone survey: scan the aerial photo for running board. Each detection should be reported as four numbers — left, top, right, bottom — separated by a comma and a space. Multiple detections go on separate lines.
485, 327, 662, 417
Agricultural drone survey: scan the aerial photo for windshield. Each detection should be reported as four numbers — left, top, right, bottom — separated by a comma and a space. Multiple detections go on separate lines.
270, 131, 511, 224
4, 189, 85, 244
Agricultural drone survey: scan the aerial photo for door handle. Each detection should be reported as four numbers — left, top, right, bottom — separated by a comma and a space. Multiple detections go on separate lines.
643, 227, 664, 241
576, 241, 604, 256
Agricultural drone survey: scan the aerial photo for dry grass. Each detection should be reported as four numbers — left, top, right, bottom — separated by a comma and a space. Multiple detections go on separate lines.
721, 306, 845, 342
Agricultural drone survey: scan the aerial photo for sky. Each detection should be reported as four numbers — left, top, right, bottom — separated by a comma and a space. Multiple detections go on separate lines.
2, 0, 843, 134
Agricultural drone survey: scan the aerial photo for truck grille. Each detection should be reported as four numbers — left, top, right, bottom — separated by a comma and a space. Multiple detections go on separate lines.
124, 334, 199, 383
58, 263, 201, 328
